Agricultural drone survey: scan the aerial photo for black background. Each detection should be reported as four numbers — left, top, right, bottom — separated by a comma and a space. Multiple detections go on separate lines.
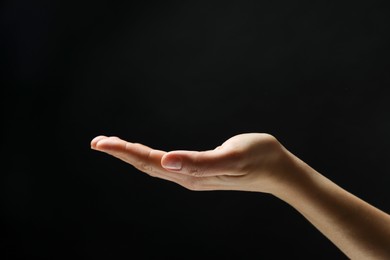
2, 0, 390, 259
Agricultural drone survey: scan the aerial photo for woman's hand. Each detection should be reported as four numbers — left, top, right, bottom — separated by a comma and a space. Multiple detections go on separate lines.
90, 132, 390, 259
90, 133, 292, 194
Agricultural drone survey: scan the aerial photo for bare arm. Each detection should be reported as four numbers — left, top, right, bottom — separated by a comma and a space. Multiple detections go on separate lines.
91, 133, 390, 259
274, 150, 390, 259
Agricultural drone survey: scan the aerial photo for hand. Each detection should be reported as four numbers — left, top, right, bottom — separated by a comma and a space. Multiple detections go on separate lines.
90, 133, 292, 193
91, 133, 390, 259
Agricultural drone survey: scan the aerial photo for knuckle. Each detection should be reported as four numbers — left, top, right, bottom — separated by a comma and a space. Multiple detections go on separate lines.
187, 153, 207, 177
134, 160, 152, 173
133, 147, 154, 173
187, 167, 203, 177
141, 162, 153, 173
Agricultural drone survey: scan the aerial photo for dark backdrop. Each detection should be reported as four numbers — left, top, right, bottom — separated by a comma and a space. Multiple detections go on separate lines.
2, 0, 390, 259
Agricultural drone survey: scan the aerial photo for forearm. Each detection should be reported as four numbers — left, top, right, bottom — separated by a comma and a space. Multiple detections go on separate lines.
273, 151, 390, 259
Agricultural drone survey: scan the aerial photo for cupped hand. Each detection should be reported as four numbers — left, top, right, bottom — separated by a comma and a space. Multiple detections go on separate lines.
90, 133, 293, 193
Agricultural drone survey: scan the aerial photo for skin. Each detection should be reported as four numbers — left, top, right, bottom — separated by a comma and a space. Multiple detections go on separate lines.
91, 133, 390, 259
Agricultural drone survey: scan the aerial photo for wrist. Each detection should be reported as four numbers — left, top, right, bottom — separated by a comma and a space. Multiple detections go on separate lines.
264, 146, 314, 199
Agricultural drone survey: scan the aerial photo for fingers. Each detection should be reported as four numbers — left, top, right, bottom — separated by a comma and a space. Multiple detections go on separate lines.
91, 136, 183, 183
161, 149, 241, 177
90, 136, 243, 191
92, 136, 154, 164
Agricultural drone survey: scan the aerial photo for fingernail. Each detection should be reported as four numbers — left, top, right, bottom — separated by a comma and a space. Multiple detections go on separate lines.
162, 157, 182, 170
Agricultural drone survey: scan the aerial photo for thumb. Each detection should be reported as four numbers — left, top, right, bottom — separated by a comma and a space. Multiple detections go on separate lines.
161, 149, 232, 177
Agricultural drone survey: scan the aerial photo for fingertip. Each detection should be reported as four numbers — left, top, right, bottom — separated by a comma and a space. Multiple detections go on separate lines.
90, 135, 108, 149
93, 136, 129, 152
